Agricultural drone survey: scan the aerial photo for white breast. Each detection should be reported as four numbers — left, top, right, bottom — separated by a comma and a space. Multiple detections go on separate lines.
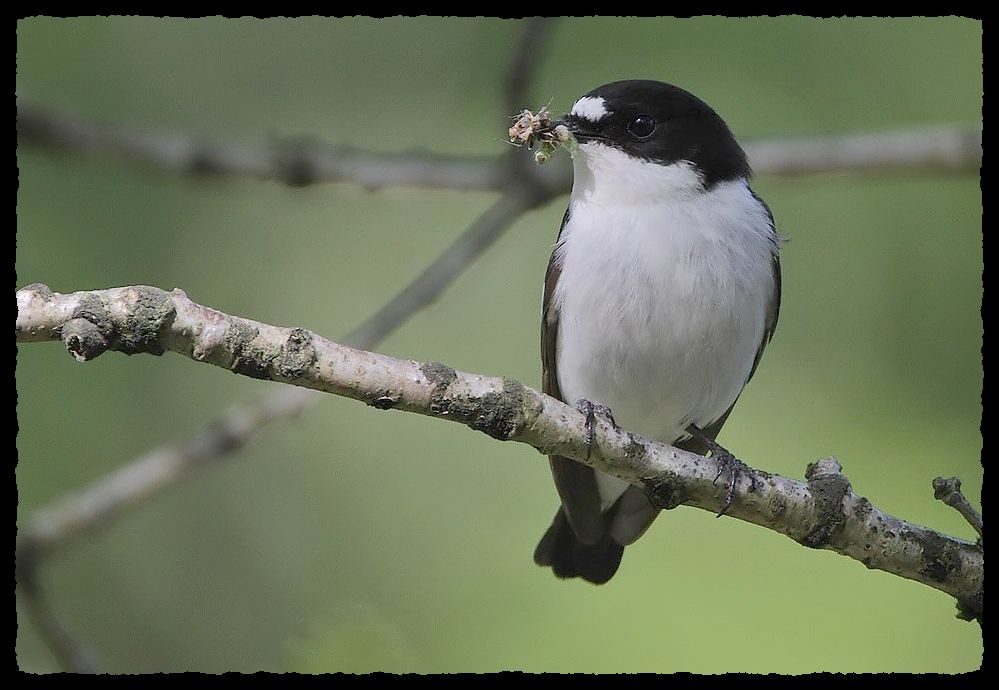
553, 146, 778, 507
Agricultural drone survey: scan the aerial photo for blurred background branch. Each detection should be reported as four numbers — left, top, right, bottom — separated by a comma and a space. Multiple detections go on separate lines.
17, 100, 983, 188
17, 573, 99, 675
16, 99, 505, 192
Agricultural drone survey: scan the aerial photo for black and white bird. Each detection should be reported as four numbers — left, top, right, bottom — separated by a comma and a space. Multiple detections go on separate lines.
534, 80, 782, 584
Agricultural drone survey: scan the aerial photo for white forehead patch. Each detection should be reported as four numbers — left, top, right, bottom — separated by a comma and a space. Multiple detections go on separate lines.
570, 96, 609, 121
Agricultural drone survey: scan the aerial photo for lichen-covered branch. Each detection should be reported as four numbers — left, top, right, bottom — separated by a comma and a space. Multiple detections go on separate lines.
16, 283, 984, 620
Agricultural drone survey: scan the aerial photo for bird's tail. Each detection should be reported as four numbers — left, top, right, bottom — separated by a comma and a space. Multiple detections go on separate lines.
533, 509, 624, 585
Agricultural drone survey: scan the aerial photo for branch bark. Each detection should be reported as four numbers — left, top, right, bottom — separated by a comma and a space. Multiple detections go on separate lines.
933, 476, 984, 544
15, 283, 984, 620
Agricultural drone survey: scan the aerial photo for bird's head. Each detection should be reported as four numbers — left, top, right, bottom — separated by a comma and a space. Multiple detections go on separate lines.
558, 80, 750, 201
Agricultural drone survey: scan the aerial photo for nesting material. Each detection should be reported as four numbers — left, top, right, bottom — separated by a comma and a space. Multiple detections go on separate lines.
507, 107, 575, 164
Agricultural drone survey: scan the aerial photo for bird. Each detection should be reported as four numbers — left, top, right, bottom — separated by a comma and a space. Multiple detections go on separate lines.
533, 80, 781, 584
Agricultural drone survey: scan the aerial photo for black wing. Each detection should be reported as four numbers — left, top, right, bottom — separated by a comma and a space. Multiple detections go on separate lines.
541, 207, 606, 545
695, 188, 781, 448
747, 189, 782, 384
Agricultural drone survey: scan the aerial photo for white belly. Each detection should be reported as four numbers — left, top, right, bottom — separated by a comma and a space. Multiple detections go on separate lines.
553, 179, 777, 507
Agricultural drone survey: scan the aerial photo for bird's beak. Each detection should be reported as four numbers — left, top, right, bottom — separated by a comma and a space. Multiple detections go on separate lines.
557, 116, 606, 142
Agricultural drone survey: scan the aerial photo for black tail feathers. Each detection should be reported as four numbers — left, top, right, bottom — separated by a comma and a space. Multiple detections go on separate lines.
533, 509, 624, 585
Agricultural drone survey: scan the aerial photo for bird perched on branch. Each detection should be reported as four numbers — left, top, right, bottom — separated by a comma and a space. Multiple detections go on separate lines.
533, 80, 782, 583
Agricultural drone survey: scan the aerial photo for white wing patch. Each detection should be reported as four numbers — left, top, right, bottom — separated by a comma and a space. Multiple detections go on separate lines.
570, 96, 609, 121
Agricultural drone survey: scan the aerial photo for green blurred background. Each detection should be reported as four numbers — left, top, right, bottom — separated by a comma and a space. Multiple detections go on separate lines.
16, 17, 982, 673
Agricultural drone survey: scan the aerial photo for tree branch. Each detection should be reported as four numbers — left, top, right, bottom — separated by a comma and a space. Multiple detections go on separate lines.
15, 283, 984, 620
504, 18, 557, 116
343, 190, 544, 347
746, 128, 983, 176
933, 476, 983, 543
17, 386, 316, 558
16, 100, 503, 192
18, 98, 982, 189
16, 568, 99, 674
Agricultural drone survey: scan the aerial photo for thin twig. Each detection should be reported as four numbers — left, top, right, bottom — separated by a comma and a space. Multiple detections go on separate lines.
933, 476, 983, 542
344, 190, 543, 347
18, 386, 314, 557
15, 283, 985, 618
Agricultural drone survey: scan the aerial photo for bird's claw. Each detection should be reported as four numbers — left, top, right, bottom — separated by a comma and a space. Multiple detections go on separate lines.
711, 448, 749, 517
575, 399, 616, 460
686, 424, 755, 517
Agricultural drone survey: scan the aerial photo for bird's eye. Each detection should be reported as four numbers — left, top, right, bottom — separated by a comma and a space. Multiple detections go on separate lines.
627, 115, 656, 139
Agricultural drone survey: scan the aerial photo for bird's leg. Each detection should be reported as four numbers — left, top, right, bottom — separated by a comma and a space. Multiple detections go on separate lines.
686, 424, 754, 517
575, 399, 617, 460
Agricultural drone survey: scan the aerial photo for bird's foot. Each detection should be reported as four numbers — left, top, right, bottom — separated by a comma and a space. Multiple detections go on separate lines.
575, 399, 617, 460
710, 446, 749, 517
687, 425, 755, 517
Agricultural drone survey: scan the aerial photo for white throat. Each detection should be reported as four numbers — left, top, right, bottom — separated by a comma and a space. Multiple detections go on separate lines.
571, 142, 706, 206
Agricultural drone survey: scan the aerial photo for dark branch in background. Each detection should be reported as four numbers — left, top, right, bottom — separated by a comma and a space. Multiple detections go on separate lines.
15, 284, 985, 622
504, 18, 556, 116
17, 565, 99, 675
345, 191, 539, 345
18, 387, 314, 558
15, 100, 503, 192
